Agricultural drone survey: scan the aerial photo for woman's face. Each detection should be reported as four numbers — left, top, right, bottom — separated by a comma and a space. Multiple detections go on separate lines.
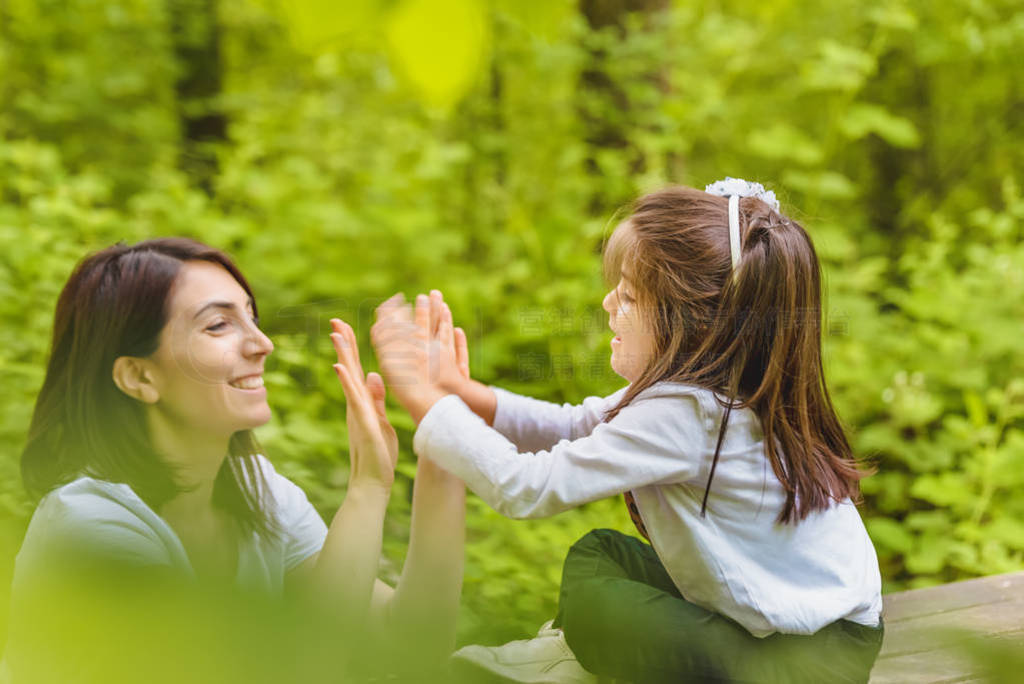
602, 269, 655, 383
145, 261, 274, 438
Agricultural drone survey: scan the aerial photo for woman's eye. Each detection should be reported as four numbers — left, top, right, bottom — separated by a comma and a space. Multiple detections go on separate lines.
619, 290, 634, 303
205, 321, 228, 332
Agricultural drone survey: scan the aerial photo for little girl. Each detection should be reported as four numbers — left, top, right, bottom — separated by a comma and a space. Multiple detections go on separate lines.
372, 179, 884, 683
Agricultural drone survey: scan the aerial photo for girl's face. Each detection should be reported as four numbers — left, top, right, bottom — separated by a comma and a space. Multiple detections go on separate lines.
602, 270, 655, 383
145, 261, 274, 438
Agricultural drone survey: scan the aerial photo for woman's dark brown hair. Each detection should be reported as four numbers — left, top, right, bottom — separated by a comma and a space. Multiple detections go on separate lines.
604, 186, 864, 523
22, 237, 277, 539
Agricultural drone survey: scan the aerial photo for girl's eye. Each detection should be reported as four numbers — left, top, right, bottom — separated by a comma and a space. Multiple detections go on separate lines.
205, 321, 228, 332
619, 290, 634, 303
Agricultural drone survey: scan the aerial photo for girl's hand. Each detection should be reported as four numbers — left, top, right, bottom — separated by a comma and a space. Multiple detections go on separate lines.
431, 291, 499, 427
371, 291, 462, 424
446, 297, 471, 383
330, 318, 398, 492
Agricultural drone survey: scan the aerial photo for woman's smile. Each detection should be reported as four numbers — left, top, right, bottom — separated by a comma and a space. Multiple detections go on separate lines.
228, 374, 266, 391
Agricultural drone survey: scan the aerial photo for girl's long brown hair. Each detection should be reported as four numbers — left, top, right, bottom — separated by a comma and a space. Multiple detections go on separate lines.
604, 186, 864, 523
22, 238, 278, 539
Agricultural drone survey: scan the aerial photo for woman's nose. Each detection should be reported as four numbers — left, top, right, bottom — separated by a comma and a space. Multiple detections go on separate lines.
245, 324, 274, 357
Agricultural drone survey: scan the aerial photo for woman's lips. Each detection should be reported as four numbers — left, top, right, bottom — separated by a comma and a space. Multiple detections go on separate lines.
228, 374, 265, 390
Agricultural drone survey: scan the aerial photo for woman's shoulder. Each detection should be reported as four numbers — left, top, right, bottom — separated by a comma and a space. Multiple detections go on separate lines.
18, 477, 181, 574
250, 454, 306, 504
249, 455, 325, 527
246, 455, 327, 563
37, 476, 155, 526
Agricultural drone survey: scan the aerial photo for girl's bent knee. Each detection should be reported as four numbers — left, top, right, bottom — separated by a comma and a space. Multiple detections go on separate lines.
569, 528, 627, 556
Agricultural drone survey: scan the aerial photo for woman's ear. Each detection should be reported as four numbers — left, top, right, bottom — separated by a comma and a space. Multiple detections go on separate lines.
112, 356, 160, 404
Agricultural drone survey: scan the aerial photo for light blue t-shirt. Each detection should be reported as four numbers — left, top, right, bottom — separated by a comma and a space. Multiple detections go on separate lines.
10, 454, 327, 595
1, 456, 327, 683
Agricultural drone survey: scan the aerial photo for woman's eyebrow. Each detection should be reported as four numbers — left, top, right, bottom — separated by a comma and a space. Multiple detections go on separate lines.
192, 298, 254, 320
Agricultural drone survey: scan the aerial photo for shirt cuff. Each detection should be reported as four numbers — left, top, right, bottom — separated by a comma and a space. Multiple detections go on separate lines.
490, 386, 521, 438
412, 393, 479, 459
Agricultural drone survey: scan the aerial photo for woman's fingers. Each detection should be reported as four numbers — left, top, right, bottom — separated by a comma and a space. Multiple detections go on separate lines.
330, 319, 371, 405
342, 320, 367, 381
365, 371, 387, 419
331, 318, 369, 380
331, 337, 364, 402
329, 329, 351, 370
454, 326, 470, 379
329, 330, 356, 380
333, 362, 355, 401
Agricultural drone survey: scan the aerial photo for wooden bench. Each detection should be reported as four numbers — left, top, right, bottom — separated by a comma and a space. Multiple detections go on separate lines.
869, 571, 1024, 683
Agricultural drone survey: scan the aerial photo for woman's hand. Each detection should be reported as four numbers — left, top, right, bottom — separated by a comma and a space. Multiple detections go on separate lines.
330, 318, 398, 492
370, 291, 465, 424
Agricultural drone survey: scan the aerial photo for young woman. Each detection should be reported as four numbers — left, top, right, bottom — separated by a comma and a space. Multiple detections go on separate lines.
4, 238, 465, 683
370, 180, 884, 683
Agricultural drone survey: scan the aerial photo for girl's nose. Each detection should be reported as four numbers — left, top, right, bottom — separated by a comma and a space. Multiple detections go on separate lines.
602, 289, 616, 314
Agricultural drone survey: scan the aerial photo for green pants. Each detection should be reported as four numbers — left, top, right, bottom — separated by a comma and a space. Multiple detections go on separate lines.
554, 529, 883, 684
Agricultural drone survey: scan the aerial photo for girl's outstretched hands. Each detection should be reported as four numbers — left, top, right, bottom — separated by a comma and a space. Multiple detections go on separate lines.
330, 318, 399, 492
453, 314, 470, 381
371, 290, 466, 424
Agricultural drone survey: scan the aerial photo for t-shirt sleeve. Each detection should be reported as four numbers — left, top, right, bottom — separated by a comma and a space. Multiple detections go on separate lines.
15, 482, 174, 576
491, 386, 629, 451
5, 483, 179, 684
414, 388, 708, 519
259, 458, 328, 571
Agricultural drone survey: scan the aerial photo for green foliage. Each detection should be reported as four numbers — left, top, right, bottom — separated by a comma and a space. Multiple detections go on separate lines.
2, 0, 1023, 650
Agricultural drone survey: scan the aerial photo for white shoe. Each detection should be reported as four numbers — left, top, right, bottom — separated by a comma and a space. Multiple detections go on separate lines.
451, 620, 598, 684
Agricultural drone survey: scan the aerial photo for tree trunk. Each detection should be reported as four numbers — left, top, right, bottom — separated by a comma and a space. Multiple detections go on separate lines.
578, 0, 669, 210
170, 0, 226, 194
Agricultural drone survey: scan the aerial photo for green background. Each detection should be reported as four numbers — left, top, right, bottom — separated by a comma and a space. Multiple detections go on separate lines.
1, 0, 1022, 651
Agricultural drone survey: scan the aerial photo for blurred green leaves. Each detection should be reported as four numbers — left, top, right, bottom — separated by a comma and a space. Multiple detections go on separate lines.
280, 0, 490, 111
839, 104, 921, 148
387, 0, 489, 110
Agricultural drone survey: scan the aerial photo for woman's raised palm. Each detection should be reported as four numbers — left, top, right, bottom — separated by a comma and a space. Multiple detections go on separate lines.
330, 318, 398, 490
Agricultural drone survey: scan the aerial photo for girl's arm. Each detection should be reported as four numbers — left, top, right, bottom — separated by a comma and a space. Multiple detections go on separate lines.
414, 389, 706, 519
371, 291, 703, 519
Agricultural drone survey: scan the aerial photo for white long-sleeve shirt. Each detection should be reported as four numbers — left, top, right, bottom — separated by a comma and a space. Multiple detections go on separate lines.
413, 382, 882, 637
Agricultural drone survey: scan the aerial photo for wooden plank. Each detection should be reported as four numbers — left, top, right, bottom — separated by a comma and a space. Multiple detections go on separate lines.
882, 572, 1024, 622
869, 572, 1024, 683
869, 649, 977, 684
879, 599, 1024, 656
870, 631, 1024, 684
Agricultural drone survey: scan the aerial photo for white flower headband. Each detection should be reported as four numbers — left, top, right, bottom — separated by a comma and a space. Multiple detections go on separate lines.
704, 177, 780, 269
